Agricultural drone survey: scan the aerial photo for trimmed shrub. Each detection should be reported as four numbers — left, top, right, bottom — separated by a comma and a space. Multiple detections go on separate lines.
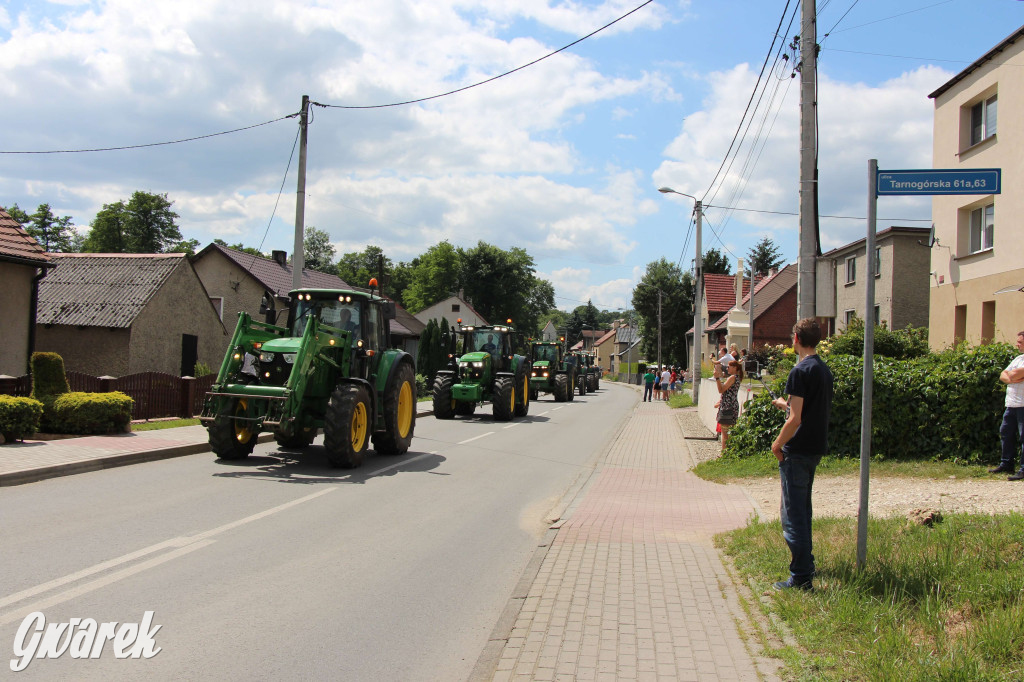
49, 392, 134, 435
0, 396, 44, 442
29, 352, 71, 432
822, 317, 930, 360
415, 373, 429, 398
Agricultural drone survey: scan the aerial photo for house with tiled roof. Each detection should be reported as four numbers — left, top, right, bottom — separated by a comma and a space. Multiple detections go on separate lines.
0, 208, 53, 375
35, 253, 228, 376
413, 294, 488, 329
704, 264, 798, 353
592, 328, 618, 374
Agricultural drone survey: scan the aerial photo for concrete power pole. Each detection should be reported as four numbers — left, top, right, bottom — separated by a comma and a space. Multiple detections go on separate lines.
657, 289, 662, 372
693, 200, 703, 405
797, 1, 818, 319
292, 95, 309, 293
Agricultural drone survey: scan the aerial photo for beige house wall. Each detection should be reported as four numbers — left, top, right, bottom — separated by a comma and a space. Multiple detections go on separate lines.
36, 326, 131, 376
930, 33, 1023, 348
129, 262, 229, 375
414, 296, 487, 328
0, 263, 36, 376
192, 250, 275, 329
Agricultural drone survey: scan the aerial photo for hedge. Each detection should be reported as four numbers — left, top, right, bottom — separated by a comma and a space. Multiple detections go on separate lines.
49, 392, 134, 435
0, 396, 44, 443
726, 341, 1017, 463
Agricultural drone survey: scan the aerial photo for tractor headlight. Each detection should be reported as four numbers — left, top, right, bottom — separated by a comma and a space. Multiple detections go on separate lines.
471, 361, 484, 368
260, 352, 275, 362
282, 353, 295, 364
542, 371, 549, 377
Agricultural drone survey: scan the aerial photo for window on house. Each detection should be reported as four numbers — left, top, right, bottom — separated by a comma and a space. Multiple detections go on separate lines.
981, 301, 996, 345
874, 247, 881, 277
970, 94, 997, 145
451, 304, 460, 312
954, 305, 967, 345
845, 256, 856, 285
209, 297, 224, 321
844, 309, 856, 328
969, 204, 994, 253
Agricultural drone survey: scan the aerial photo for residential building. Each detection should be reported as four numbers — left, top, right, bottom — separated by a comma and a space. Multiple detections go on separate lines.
35, 254, 228, 376
0, 209, 53, 375
928, 25, 1024, 347
541, 320, 558, 342
706, 264, 798, 351
820, 227, 931, 334
592, 327, 617, 373
688, 272, 750, 364
413, 294, 488, 329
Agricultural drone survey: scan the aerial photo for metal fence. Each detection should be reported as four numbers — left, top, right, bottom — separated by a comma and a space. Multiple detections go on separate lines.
0, 372, 218, 421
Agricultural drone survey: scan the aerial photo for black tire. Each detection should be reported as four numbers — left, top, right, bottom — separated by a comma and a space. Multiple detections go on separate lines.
432, 374, 455, 420
567, 370, 575, 402
578, 373, 587, 396
513, 371, 530, 417
492, 376, 514, 421
554, 373, 568, 402
373, 362, 416, 455
209, 397, 259, 460
324, 384, 371, 468
454, 401, 476, 416
529, 387, 539, 402
274, 426, 317, 450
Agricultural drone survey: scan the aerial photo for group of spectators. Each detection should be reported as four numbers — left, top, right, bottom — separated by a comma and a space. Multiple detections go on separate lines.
641, 365, 686, 402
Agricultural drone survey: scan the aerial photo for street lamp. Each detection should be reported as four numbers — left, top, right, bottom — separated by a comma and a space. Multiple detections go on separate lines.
658, 186, 703, 405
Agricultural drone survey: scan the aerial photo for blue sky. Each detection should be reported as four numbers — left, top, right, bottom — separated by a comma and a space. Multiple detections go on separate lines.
1, 0, 1021, 311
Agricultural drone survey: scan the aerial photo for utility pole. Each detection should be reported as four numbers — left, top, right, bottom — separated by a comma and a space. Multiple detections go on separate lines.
693, 200, 703, 405
797, 1, 818, 319
292, 95, 309, 293
657, 289, 662, 372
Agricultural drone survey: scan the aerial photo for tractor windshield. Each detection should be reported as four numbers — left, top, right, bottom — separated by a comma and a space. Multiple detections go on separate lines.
534, 345, 558, 363
293, 297, 362, 338
467, 330, 501, 356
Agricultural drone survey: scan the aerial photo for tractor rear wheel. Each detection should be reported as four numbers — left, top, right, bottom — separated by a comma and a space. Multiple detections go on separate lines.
578, 373, 587, 396
554, 373, 568, 402
324, 384, 371, 468
513, 371, 530, 417
567, 370, 575, 402
432, 375, 455, 419
209, 397, 258, 460
492, 376, 514, 421
373, 362, 415, 455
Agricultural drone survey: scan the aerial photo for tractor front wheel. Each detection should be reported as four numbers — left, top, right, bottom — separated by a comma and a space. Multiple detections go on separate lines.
432, 375, 455, 420
578, 374, 587, 396
554, 373, 568, 402
209, 398, 259, 460
324, 384, 371, 468
373, 362, 416, 455
492, 376, 514, 421
513, 371, 530, 417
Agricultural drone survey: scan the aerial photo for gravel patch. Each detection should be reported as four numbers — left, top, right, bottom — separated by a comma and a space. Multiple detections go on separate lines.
675, 408, 1024, 521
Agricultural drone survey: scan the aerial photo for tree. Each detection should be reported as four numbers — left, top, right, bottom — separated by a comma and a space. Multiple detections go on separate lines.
23, 204, 77, 252
168, 238, 201, 255
337, 245, 390, 289
701, 248, 731, 275
746, 236, 785, 277
459, 241, 553, 335
403, 241, 462, 313
303, 227, 336, 274
632, 259, 694, 369
387, 260, 416, 309
417, 319, 441, 387
2, 203, 31, 225
565, 300, 600, 349
213, 239, 265, 258
83, 191, 181, 253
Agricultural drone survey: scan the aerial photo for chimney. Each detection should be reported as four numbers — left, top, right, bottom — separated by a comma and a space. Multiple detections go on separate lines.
272, 250, 287, 266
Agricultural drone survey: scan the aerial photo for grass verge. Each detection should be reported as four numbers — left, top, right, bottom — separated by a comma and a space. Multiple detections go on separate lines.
719, 513, 1024, 680
695, 452, 1001, 483
131, 418, 200, 431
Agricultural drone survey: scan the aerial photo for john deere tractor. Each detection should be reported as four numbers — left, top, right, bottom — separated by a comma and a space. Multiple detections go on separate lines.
528, 341, 575, 402
567, 350, 600, 395
432, 321, 531, 421
200, 284, 416, 468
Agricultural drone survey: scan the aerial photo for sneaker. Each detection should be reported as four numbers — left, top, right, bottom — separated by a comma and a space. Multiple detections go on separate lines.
1009, 469, 1024, 482
989, 463, 1015, 474
773, 578, 812, 591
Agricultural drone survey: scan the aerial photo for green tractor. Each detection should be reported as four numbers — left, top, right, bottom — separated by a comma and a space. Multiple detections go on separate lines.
527, 341, 575, 402
432, 321, 531, 421
200, 284, 416, 468
567, 350, 600, 395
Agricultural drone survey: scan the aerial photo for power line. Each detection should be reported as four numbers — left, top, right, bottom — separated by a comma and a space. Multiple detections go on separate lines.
312, 1, 656, 111
825, 0, 953, 36
704, 203, 931, 221
0, 114, 298, 155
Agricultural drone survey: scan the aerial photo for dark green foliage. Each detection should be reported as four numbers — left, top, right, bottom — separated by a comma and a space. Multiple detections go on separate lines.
726, 342, 1017, 463
701, 248, 731, 275
29, 352, 71, 399
825, 316, 930, 360
0, 396, 44, 442
745, 344, 786, 375
745, 236, 785, 277
84, 191, 182, 253
415, 373, 429, 398
417, 319, 441, 387
50, 392, 134, 434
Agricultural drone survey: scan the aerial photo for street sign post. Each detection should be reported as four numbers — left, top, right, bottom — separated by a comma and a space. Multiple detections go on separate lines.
876, 168, 1001, 196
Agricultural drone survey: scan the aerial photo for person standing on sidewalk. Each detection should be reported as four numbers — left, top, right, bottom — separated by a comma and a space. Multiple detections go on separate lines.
993, 330, 1024, 480
660, 366, 672, 401
770, 318, 834, 591
642, 368, 655, 402
714, 360, 742, 452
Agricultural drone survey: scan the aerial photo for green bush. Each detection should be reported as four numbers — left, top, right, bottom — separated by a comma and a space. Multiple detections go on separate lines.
822, 316, 929, 360
726, 341, 1016, 463
29, 352, 71, 432
49, 392, 134, 434
193, 361, 214, 377
0, 395, 44, 442
415, 373, 429, 398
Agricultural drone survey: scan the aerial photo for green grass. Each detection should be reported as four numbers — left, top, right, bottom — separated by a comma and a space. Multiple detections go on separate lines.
666, 392, 694, 408
695, 452, 1001, 483
719, 513, 1024, 681
131, 418, 200, 431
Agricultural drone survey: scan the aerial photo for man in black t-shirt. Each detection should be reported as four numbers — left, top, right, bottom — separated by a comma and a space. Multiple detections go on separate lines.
770, 318, 834, 591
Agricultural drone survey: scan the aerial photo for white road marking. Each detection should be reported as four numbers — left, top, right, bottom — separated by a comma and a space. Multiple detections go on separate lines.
366, 451, 435, 476
458, 432, 495, 445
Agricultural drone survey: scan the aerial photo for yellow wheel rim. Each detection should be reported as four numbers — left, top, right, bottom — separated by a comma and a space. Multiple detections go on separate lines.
234, 399, 254, 444
351, 402, 368, 450
397, 380, 413, 438
509, 383, 515, 412
522, 375, 529, 406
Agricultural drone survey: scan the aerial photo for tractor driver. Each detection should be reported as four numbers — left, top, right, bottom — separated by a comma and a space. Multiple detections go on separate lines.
338, 306, 360, 336
481, 334, 498, 353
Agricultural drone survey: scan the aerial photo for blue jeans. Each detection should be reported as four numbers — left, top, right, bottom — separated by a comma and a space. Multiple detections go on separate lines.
779, 453, 821, 584
1000, 407, 1024, 469
643, 383, 653, 401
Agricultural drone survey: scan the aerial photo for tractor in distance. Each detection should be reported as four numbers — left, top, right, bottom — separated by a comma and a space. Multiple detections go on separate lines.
200, 280, 416, 469
568, 349, 600, 394
432, 319, 531, 421
527, 339, 575, 402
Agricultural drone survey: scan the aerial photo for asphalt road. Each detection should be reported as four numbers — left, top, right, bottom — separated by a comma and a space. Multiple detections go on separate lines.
0, 382, 636, 681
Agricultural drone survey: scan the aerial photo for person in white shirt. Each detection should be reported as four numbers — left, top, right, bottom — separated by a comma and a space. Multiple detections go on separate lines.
995, 331, 1024, 480
660, 368, 672, 400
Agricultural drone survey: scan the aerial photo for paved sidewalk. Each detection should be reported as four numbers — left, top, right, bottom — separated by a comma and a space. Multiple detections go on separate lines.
479, 398, 781, 681
0, 405, 435, 487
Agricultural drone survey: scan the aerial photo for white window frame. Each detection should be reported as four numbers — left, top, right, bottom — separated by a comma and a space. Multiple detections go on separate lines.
845, 256, 856, 285
969, 203, 994, 254
970, 94, 997, 146
209, 296, 224, 321
874, 247, 881, 277
844, 309, 856, 327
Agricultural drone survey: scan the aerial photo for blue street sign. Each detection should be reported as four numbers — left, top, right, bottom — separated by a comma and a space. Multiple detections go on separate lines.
876, 168, 1001, 196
